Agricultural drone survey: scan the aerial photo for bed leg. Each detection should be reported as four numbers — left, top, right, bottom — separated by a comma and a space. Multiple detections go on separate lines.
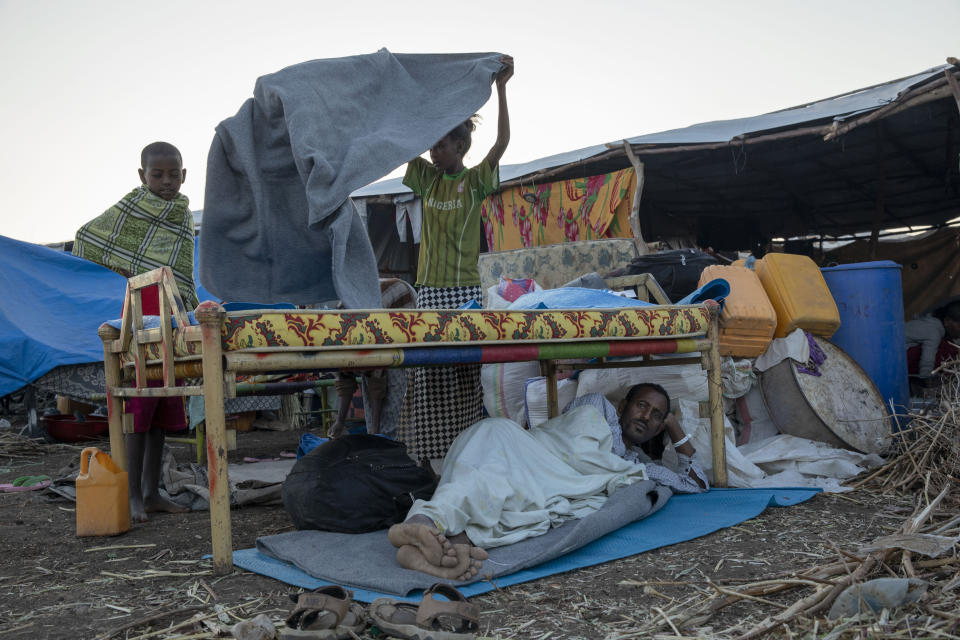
540, 360, 559, 419
99, 325, 126, 471
704, 310, 727, 487
197, 303, 232, 574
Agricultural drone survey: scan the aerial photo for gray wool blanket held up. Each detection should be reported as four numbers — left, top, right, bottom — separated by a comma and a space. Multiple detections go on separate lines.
256, 481, 670, 596
200, 50, 504, 307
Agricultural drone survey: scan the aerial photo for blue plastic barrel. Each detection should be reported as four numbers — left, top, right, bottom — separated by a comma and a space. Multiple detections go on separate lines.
821, 261, 909, 413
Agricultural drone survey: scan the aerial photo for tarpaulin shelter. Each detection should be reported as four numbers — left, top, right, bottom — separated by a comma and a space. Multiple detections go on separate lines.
353, 61, 960, 260
824, 227, 960, 319
0, 235, 215, 398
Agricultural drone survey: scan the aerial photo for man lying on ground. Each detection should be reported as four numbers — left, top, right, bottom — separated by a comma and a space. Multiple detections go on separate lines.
388, 383, 707, 579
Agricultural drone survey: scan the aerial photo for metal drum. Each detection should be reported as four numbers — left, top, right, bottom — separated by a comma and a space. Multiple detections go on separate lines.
759, 336, 891, 454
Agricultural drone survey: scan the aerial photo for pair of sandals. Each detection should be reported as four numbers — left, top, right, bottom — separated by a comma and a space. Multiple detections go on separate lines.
283, 583, 480, 640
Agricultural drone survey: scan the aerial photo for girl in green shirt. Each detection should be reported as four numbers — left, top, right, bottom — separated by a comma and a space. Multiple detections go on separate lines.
402, 54, 513, 463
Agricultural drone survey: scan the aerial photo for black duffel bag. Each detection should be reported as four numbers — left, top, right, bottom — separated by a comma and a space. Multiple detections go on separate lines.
615, 249, 719, 302
282, 434, 438, 533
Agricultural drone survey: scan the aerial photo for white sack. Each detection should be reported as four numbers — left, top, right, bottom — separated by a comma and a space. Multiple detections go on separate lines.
524, 376, 579, 428
738, 434, 884, 493
754, 328, 809, 372
481, 361, 540, 426
721, 357, 756, 398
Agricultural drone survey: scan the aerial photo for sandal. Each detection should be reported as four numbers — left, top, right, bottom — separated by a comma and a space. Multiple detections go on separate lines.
282, 585, 367, 639
369, 583, 479, 640
0, 475, 52, 493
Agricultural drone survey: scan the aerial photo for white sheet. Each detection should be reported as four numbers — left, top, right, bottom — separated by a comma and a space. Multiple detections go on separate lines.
409, 406, 648, 549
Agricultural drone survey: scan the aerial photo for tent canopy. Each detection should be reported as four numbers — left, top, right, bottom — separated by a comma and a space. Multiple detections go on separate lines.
354, 63, 960, 250
0, 236, 216, 397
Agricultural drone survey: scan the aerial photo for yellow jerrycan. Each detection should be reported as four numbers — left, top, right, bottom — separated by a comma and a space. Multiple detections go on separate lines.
76, 447, 130, 537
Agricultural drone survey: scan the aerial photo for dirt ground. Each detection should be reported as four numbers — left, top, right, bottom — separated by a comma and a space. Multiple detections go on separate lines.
0, 404, 918, 640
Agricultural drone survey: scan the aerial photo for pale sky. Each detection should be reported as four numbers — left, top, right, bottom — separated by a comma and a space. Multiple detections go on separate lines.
1, 0, 957, 244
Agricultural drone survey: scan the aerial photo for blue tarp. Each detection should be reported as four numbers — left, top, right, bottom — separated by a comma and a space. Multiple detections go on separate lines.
0, 235, 216, 397
232, 487, 820, 602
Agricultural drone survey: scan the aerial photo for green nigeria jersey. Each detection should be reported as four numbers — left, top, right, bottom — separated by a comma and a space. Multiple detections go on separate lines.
403, 157, 499, 287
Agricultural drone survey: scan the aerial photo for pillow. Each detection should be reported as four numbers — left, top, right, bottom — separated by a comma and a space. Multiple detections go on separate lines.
481, 361, 540, 425
524, 376, 579, 428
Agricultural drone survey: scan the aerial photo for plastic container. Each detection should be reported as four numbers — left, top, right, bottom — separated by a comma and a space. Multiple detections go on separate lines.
821, 261, 909, 414
756, 253, 841, 338
76, 447, 130, 537
698, 265, 776, 357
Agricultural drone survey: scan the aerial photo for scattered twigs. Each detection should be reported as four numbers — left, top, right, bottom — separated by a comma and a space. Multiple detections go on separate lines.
94, 605, 204, 640
634, 478, 960, 640
0, 432, 81, 459
85, 544, 157, 553
97, 599, 266, 640
855, 361, 960, 494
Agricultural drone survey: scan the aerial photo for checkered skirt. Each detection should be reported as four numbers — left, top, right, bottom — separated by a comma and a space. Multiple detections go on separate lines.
407, 285, 484, 460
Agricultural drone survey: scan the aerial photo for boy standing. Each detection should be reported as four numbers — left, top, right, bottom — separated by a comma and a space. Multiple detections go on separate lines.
73, 142, 196, 522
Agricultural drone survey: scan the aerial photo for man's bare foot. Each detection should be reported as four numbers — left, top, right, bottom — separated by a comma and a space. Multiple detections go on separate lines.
143, 494, 190, 514
388, 520, 458, 567
396, 543, 487, 581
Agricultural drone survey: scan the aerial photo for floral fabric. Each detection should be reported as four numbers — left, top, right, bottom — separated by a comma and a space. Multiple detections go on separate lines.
481, 168, 635, 251
218, 307, 709, 349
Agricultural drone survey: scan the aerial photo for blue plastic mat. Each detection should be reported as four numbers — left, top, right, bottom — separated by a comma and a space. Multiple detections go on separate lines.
233, 487, 818, 602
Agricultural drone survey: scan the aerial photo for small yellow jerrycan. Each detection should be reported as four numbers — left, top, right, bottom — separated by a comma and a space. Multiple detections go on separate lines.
76, 447, 130, 537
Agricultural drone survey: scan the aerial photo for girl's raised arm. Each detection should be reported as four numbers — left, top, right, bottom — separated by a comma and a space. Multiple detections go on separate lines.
484, 55, 513, 169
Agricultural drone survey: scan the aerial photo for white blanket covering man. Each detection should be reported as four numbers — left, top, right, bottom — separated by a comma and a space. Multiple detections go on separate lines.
387, 383, 708, 579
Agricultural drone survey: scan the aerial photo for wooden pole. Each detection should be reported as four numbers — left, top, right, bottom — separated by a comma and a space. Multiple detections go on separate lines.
158, 278, 175, 388
703, 308, 727, 487
824, 77, 954, 141
622, 141, 650, 255
869, 124, 886, 261
944, 67, 960, 116
98, 324, 126, 471
196, 301, 232, 574
540, 360, 559, 419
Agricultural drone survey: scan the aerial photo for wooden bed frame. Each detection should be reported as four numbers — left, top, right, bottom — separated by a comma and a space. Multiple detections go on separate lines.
98, 267, 727, 574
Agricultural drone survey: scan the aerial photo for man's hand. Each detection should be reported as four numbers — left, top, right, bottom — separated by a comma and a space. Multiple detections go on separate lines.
664, 413, 696, 457
664, 413, 704, 488
664, 413, 685, 442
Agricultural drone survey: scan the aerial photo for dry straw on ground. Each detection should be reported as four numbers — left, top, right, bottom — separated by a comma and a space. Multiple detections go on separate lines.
3, 365, 960, 639
628, 364, 960, 640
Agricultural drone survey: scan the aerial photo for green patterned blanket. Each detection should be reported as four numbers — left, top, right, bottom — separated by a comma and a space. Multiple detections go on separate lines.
73, 185, 198, 308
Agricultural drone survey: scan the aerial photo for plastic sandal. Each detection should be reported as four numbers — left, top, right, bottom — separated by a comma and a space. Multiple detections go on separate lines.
282, 585, 367, 639
13, 475, 51, 487
0, 476, 52, 492
369, 583, 480, 640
